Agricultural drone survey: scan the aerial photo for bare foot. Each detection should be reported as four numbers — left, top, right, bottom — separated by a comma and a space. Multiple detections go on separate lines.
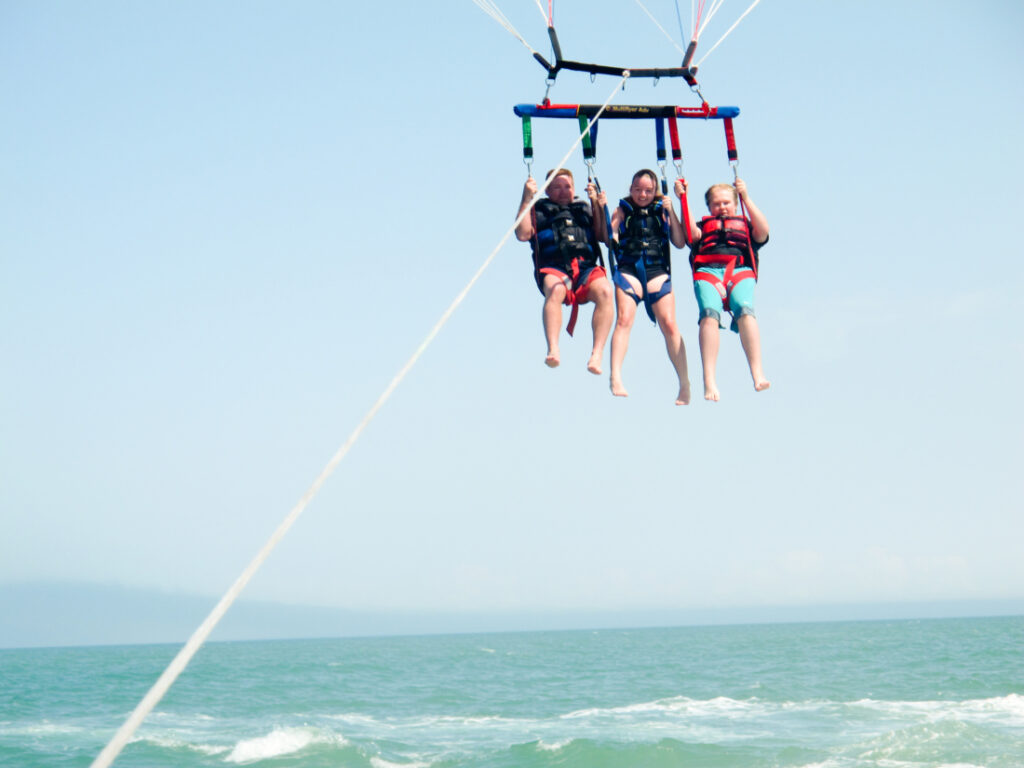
675, 380, 691, 406
754, 378, 771, 391
610, 377, 629, 397
545, 351, 560, 368
586, 355, 602, 375
704, 381, 720, 401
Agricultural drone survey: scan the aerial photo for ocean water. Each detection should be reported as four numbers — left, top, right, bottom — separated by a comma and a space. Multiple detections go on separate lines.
2, 616, 1022, 768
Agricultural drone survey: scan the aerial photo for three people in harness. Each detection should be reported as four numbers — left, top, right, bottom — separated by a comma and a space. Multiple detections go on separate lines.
515, 167, 769, 401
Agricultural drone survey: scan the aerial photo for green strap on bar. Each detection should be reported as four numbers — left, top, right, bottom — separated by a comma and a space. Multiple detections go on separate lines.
521, 116, 533, 160
578, 116, 594, 159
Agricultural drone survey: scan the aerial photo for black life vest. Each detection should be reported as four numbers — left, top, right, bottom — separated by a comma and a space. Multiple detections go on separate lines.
616, 198, 670, 272
691, 215, 756, 272
531, 198, 598, 272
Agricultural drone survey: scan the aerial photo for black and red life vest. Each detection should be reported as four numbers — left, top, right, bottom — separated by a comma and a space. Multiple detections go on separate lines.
530, 198, 598, 272
530, 197, 603, 336
616, 198, 670, 273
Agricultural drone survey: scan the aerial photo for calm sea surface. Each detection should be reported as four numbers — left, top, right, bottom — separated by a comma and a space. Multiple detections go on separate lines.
2, 616, 1022, 767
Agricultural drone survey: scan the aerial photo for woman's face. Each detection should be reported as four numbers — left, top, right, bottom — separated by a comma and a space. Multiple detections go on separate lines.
707, 188, 737, 217
629, 174, 657, 207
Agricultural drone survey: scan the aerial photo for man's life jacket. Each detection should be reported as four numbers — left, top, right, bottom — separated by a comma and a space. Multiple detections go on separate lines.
531, 198, 598, 273
530, 197, 603, 336
616, 198, 671, 273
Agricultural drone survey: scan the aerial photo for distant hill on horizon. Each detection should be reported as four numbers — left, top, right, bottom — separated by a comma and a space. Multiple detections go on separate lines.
2, 581, 1022, 650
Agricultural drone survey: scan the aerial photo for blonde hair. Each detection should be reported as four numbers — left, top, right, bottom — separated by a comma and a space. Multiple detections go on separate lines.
704, 183, 737, 207
545, 168, 574, 182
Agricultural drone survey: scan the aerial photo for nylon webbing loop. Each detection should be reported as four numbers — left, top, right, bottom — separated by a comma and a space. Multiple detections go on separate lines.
667, 113, 683, 177
724, 117, 739, 165
655, 118, 668, 194
578, 115, 597, 162
521, 116, 533, 174
655, 117, 667, 162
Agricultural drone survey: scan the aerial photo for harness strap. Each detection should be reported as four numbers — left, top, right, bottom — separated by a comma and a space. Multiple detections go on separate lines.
693, 261, 754, 312
723, 117, 758, 280
565, 262, 604, 336
613, 262, 673, 324
678, 187, 692, 247
612, 268, 641, 306
655, 118, 668, 194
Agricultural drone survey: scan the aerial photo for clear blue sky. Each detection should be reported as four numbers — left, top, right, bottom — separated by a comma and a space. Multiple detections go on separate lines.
2, 1, 1022, 631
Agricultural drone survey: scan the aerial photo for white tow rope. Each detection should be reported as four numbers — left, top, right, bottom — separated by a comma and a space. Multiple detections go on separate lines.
90, 72, 628, 768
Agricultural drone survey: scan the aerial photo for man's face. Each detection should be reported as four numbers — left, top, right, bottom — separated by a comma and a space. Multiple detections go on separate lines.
547, 174, 574, 205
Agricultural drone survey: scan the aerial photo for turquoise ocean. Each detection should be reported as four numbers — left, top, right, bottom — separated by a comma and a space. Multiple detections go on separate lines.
3, 616, 1022, 767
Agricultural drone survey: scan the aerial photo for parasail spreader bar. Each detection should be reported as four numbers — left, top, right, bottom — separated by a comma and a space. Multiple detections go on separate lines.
513, 103, 740, 120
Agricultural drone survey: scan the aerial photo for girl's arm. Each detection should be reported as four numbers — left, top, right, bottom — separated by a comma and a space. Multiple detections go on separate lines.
735, 178, 769, 244
674, 178, 701, 244
662, 194, 687, 248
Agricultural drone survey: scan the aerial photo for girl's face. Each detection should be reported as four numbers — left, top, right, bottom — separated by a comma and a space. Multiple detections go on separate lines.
629, 174, 657, 207
707, 189, 737, 217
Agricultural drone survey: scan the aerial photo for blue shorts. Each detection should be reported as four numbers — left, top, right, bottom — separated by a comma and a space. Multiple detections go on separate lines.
693, 266, 755, 333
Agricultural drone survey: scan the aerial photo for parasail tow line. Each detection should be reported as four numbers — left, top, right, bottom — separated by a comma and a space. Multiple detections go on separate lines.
90, 71, 628, 768
634, 0, 687, 57
695, 0, 763, 68
471, 0, 545, 59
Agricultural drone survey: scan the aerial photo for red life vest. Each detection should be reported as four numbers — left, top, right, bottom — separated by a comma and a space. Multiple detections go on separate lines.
690, 216, 755, 271
690, 215, 758, 309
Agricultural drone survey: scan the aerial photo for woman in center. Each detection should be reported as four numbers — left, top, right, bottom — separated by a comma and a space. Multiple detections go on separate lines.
607, 169, 690, 404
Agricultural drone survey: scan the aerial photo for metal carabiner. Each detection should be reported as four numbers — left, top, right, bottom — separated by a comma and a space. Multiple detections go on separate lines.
691, 84, 707, 110
541, 76, 555, 105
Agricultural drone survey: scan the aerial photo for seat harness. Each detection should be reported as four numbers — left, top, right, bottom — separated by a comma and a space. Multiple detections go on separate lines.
612, 198, 673, 323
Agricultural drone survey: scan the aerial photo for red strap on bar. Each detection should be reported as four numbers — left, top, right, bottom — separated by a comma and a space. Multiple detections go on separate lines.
678, 187, 692, 247
667, 114, 682, 163
724, 118, 738, 163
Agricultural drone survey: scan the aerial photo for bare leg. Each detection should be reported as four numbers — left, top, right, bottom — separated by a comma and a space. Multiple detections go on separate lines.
736, 314, 770, 391
698, 316, 721, 401
542, 277, 567, 368
609, 287, 637, 396
586, 279, 614, 375
652, 290, 690, 405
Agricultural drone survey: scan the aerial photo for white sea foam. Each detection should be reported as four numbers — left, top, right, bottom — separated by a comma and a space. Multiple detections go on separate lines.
224, 726, 346, 763
537, 738, 571, 751
0, 721, 83, 736
132, 733, 228, 756
369, 757, 433, 768
849, 694, 1024, 726
562, 695, 776, 720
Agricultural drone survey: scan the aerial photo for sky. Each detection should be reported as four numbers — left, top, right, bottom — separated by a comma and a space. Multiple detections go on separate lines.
3, 1, 1023, 642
